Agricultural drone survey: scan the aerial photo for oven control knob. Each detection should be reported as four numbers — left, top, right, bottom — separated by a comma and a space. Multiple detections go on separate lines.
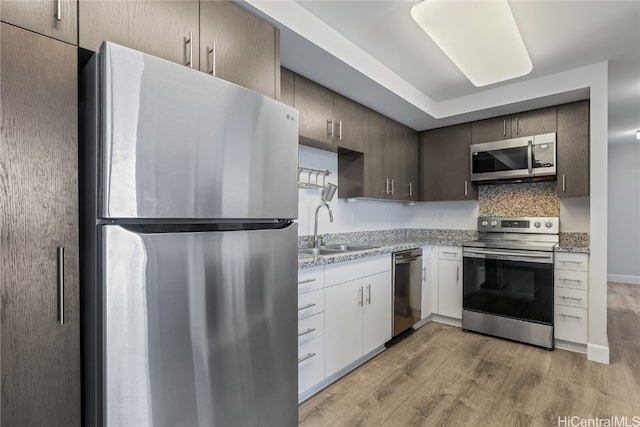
534, 221, 541, 228
490, 221, 498, 227
545, 221, 553, 228
481, 220, 488, 227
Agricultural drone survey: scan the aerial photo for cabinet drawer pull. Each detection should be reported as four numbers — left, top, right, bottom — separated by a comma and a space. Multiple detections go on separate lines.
298, 303, 316, 311
298, 278, 316, 285
442, 251, 458, 256
298, 328, 316, 337
560, 260, 583, 265
185, 31, 193, 68
57, 247, 65, 325
56, 0, 62, 21
559, 296, 583, 302
559, 313, 583, 320
560, 278, 583, 283
297, 353, 316, 363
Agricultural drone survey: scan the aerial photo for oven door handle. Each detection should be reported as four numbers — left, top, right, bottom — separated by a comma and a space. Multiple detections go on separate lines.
463, 248, 553, 262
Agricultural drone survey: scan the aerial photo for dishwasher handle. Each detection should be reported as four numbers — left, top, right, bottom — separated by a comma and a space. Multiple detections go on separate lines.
395, 256, 422, 264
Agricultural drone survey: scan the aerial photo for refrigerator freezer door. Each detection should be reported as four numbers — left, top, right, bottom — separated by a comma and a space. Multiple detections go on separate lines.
99, 42, 298, 220
101, 224, 298, 426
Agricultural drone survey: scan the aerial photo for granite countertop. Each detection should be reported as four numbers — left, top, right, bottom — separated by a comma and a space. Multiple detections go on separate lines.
555, 232, 590, 254
298, 229, 476, 269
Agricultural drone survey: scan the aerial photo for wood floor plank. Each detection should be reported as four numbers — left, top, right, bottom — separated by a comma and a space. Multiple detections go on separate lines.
299, 283, 640, 427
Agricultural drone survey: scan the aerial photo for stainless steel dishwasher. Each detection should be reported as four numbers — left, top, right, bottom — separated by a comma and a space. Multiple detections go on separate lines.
392, 248, 423, 337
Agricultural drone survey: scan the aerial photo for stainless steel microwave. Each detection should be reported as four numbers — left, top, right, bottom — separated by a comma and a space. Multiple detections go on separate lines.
470, 133, 556, 182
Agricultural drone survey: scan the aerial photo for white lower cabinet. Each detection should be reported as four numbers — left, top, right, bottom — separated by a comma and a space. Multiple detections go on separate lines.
437, 246, 463, 319
554, 252, 589, 345
419, 246, 435, 321
324, 256, 392, 378
297, 266, 325, 397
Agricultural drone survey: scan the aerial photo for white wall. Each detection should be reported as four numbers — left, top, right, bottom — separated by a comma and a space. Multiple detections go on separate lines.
608, 142, 640, 284
297, 145, 478, 236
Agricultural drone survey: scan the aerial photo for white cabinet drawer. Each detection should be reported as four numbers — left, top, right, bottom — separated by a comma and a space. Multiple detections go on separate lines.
298, 336, 325, 395
438, 246, 462, 261
555, 287, 588, 309
555, 270, 588, 290
555, 253, 588, 272
298, 312, 324, 346
554, 305, 587, 344
298, 266, 325, 294
325, 255, 390, 287
298, 289, 324, 320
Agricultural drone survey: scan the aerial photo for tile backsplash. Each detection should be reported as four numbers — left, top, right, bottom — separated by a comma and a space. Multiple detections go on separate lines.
479, 182, 559, 217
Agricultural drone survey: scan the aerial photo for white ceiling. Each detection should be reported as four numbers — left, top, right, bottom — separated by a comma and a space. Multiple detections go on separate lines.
243, 0, 640, 145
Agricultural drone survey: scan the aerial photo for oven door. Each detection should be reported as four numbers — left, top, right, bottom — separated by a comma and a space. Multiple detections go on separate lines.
463, 248, 553, 325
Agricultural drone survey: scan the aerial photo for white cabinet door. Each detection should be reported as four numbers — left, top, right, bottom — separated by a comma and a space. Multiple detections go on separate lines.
421, 246, 434, 319
324, 279, 364, 377
438, 259, 462, 319
362, 271, 392, 354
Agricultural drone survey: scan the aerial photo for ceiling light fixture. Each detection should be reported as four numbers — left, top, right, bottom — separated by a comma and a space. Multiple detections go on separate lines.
411, 0, 533, 87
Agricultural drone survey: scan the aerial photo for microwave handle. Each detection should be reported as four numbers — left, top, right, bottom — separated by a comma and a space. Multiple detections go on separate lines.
527, 140, 533, 174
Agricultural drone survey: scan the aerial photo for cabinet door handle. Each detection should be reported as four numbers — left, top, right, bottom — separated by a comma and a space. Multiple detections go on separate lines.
56, 0, 62, 21
527, 140, 533, 174
298, 328, 316, 337
390, 179, 394, 195
515, 117, 519, 135
327, 118, 334, 138
298, 353, 316, 363
57, 247, 65, 325
503, 119, 506, 136
407, 182, 413, 197
422, 267, 426, 281
185, 31, 193, 68
208, 42, 216, 76
337, 120, 343, 140
456, 265, 459, 283
366, 284, 371, 304
464, 180, 468, 197
298, 303, 316, 311
384, 179, 389, 195
562, 174, 566, 193
359, 286, 363, 307
298, 278, 316, 285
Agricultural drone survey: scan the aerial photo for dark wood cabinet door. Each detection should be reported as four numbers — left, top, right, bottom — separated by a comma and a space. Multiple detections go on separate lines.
405, 129, 420, 202
471, 115, 512, 144
1, 0, 77, 45
333, 93, 364, 153
512, 106, 557, 137
1, 23, 80, 427
421, 123, 476, 201
200, 0, 279, 98
363, 108, 388, 199
295, 74, 334, 147
281, 67, 295, 107
386, 120, 409, 200
79, 0, 199, 68
557, 101, 589, 197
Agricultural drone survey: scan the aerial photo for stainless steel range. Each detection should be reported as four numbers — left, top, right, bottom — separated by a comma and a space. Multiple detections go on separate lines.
462, 217, 559, 349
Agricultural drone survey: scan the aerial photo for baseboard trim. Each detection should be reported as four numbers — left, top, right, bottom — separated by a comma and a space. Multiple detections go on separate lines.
587, 342, 610, 364
554, 339, 587, 354
430, 314, 462, 328
607, 274, 640, 285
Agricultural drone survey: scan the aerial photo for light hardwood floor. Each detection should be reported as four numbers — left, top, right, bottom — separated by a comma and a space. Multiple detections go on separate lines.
299, 283, 640, 427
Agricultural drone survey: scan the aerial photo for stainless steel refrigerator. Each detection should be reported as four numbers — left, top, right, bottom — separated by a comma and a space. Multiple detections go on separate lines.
79, 42, 299, 426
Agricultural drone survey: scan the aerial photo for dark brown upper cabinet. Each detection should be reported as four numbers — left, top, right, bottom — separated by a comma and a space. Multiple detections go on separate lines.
420, 123, 477, 201
200, 0, 280, 99
281, 67, 295, 107
557, 101, 589, 197
472, 107, 558, 144
295, 74, 335, 149
1, 0, 77, 45
79, 0, 200, 69
333, 93, 365, 153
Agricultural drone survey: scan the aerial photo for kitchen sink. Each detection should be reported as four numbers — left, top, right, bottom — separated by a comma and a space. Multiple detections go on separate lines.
298, 244, 379, 256
322, 244, 379, 251
298, 248, 345, 256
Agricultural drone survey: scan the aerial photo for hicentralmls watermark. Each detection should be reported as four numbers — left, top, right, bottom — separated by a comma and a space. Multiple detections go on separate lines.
557, 416, 640, 427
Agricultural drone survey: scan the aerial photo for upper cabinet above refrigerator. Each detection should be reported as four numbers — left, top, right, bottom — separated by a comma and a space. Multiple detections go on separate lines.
83, 42, 298, 220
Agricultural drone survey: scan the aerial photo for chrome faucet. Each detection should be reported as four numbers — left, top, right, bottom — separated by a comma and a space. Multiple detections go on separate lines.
313, 203, 334, 248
